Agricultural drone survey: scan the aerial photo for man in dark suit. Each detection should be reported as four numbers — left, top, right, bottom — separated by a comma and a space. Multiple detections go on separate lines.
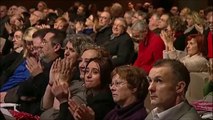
145, 59, 201, 120
95, 11, 112, 46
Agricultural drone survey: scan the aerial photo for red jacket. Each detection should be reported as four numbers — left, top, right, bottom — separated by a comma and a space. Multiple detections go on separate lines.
134, 31, 165, 73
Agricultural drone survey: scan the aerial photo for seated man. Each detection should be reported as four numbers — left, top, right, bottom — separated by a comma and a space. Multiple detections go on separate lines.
17, 29, 66, 115
146, 59, 201, 120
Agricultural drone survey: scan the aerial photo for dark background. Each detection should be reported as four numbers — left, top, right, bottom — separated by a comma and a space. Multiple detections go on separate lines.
0, 0, 212, 12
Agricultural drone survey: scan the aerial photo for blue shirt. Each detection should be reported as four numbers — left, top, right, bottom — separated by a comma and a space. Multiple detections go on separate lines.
0, 60, 30, 92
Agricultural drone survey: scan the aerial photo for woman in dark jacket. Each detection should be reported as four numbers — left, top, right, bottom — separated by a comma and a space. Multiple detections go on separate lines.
68, 57, 115, 120
104, 65, 149, 120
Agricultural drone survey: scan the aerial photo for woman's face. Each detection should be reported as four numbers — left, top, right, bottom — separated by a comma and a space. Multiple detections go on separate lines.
186, 16, 194, 27
54, 20, 66, 30
25, 41, 34, 54
64, 41, 78, 63
110, 74, 136, 107
12, 30, 23, 49
79, 49, 98, 79
85, 15, 94, 27
186, 38, 199, 56
84, 61, 101, 89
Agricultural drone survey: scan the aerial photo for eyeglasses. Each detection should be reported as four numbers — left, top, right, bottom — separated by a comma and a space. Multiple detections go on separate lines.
42, 39, 48, 45
109, 81, 127, 87
99, 16, 108, 20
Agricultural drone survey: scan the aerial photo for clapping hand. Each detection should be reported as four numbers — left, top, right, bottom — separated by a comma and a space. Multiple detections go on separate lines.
5, 22, 13, 34
160, 30, 175, 51
195, 24, 204, 34
51, 79, 69, 103
68, 100, 95, 120
49, 58, 62, 85
26, 56, 43, 77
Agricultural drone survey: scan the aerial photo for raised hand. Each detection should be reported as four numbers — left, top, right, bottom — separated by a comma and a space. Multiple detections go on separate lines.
26, 56, 43, 77
58, 58, 76, 84
51, 79, 69, 103
68, 100, 95, 120
5, 22, 13, 34
160, 30, 175, 51
49, 58, 62, 85
195, 24, 204, 34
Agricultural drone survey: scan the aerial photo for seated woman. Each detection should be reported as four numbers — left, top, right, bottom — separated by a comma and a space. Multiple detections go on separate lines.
0, 28, 38, 102
161, 25, 208, 72
50, 45, 113, 120
53, 17, 69, 32
40, 34, 94, 120
68, 57, 115, 120
104, 65, 149, 120
82, 14, 98, 39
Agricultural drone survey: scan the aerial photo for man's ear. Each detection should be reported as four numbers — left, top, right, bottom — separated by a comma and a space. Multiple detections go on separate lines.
54, 43, 61, 52
176, 81, 186, 94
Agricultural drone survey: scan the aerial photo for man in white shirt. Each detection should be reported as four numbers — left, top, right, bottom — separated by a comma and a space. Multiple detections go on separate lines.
145, 59, 201, 120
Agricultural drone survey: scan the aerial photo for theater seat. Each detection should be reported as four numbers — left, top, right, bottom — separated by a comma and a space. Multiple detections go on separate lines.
186, 72, 209, 103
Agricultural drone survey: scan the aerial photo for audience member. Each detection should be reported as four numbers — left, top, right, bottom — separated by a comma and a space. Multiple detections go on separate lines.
95, 11, 112, 46
170, 6, 179, 16
102, 17, 134, 67
68, 57, 115, 120
104, 65, 148, 120
17, 29, 65, 115
145, 59, 201, 120
40, 34, 94, 120
161, 27, 208, 72
133, 20, 165, 73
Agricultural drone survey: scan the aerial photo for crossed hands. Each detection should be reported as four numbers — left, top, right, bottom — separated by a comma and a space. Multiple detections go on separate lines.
68, 100, 95, 120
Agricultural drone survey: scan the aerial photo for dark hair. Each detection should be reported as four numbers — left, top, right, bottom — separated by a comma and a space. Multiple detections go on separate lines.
45, 13, 58, 28
111, 65, 149, 100
47, 28, 66, 46
153, 59, 190, 94
32, 28, 50, 39
85, 57, 114, 89
168, 16, 186, 32
204, 6, 213, 16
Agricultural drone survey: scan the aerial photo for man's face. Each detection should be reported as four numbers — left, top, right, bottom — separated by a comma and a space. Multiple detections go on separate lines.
148, 66, 178, 110
112, 19, 124, 36
124, 13, 132, 25
207, 12, 213, 32
149, 15, 159, 28
170, 7, 178, 16
29, 11, 42, 25
98, 12, 110, 27
0, 6, 7, 18
7, 5, 17, 16
158, 14, 169, 29
40, 32, 55, 60
12, 30, 23, 50
77, 6, 84, 15
32, 36, 42, 58
131, 29, 147, 42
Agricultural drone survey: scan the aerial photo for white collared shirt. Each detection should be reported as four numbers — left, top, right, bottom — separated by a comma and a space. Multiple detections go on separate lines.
151, 102, 185, 120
